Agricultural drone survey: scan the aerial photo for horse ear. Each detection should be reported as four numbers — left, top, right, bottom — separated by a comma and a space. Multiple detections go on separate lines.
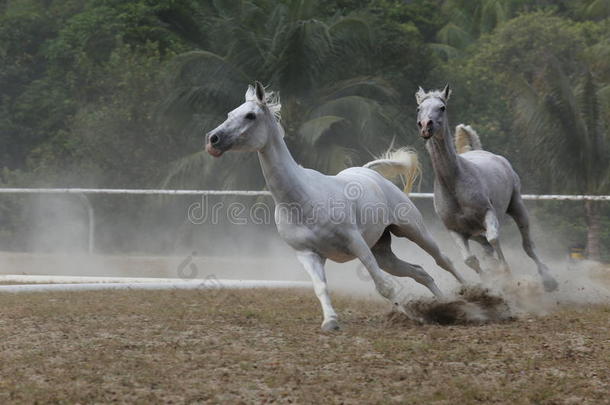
442, 84, 452, 102
255, 81, 265, 103
415, 86, 426, 105
245, 85, 256, 102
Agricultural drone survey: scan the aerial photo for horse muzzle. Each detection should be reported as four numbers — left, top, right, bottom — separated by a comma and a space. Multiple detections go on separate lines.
420, 128, 433, 139
206, 143, 224, 157
206, 131, 228, 157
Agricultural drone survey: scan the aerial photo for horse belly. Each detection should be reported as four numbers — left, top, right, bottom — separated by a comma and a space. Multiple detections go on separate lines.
276, 221, 357, 263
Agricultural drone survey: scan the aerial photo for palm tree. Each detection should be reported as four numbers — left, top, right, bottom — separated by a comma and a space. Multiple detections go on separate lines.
576, 0, 610, 20
431, 0, 514, 59
510, 56, 609, 260
161, 0, 408, 190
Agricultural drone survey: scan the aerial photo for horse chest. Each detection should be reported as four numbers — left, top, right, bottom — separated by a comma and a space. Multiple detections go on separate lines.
435, 195, 486, 235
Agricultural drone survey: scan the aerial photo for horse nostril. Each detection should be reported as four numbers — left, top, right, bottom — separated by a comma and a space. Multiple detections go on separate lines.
426, 121, 433, 128
417, 122, 422, 128
209, 134, 220, 146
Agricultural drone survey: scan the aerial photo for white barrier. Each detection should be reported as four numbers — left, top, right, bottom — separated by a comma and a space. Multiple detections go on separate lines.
0, 275, 274, 284
0, 277, 311, 293
1, 188, 609, 200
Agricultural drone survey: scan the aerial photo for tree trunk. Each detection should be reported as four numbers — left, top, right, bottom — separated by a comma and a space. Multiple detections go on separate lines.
584, 200, 602, 261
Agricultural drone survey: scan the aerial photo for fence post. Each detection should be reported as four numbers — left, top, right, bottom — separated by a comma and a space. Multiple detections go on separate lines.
78, 193, 95, 254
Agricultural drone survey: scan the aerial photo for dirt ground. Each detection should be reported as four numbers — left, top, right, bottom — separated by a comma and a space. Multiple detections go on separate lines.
0, 288, 608, 404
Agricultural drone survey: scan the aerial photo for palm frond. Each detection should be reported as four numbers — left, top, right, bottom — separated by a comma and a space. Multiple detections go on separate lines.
162, 150, 263, 190
315, 76, 399, 104
428, 43, 463, 60
581, 0, 610, 20
328, 15, 372, 56
305, 143, 358, 175
509, 57, 609, 193
274, 19, 332, 96
309, 96, 396, 145
161, 51, 250, 116
297, 115, 349, 148
478, 0, 509, 34
436, 22, 473, 50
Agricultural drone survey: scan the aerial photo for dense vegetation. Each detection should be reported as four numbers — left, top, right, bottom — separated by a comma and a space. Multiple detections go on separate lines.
0, 0, 608, 258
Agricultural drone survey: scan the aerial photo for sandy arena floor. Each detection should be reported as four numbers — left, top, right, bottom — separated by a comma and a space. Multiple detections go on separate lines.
1, 288, 609, 404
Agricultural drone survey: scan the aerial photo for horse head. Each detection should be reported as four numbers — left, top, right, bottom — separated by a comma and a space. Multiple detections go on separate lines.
205, 82, 281, 157
415, 84, 451, 140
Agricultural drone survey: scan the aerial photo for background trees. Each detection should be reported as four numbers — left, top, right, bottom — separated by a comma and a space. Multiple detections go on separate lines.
161, 0, 432, 189
0, 0, 608, 258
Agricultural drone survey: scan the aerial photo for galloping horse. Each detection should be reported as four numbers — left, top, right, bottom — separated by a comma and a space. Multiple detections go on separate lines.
205, 82, 465, 331
415, 85, 558, 292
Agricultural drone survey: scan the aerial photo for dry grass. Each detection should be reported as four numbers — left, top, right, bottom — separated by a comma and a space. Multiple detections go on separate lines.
0, 289, 608, 404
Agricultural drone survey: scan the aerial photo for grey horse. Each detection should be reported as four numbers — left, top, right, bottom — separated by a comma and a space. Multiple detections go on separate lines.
205, 82, 466, 331
415, 85, 558, 292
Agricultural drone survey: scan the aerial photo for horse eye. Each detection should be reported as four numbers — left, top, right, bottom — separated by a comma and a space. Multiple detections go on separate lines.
440, 106, 446, 112
245, 113, 256, 120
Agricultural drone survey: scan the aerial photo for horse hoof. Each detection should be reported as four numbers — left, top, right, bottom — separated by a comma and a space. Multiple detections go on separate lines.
465, 256, 482, 274
542, 276, 559, 292
321, 319, 340, 332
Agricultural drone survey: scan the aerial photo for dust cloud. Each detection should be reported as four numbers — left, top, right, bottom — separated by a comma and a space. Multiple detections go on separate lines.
0, 193, 608, 324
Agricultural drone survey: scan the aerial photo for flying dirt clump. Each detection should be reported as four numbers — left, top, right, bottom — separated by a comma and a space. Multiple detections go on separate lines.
388, 285, 514, 326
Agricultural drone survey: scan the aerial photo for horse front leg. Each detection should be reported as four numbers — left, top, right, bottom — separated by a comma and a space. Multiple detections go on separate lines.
449, 231, 482, 275
471, 235, 501, 271
295, 251, 339, 331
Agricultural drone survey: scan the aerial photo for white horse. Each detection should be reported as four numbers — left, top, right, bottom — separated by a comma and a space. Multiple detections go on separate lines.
206, 82, 464, 331
415, 85, 558, 292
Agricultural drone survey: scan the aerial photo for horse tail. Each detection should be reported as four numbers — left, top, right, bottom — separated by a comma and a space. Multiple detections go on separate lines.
363, 148, 421, 194
455, 124, 482, 154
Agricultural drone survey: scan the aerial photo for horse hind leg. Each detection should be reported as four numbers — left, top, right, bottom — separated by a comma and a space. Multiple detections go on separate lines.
371, 229, 443, 298
507, 194, 559, 292
347, 230, 440, 304
484, 210, 511, 273
389, 223, 466, 284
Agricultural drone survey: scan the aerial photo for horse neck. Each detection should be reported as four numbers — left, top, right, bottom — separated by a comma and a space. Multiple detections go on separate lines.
425, 115, 462, 188
257, 117, 307, 204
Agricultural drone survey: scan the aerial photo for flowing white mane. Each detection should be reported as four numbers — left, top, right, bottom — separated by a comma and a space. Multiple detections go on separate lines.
245, 84, 282, 122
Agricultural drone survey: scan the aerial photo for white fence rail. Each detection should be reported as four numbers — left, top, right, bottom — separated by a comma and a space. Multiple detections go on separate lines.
1, 187, 610, 200
1, 188, 609, 253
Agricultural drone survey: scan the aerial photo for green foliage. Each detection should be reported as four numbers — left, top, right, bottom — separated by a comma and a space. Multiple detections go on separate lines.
161, 0, 433, 188
0, 0, 609, 255
464, 13, 610, 193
